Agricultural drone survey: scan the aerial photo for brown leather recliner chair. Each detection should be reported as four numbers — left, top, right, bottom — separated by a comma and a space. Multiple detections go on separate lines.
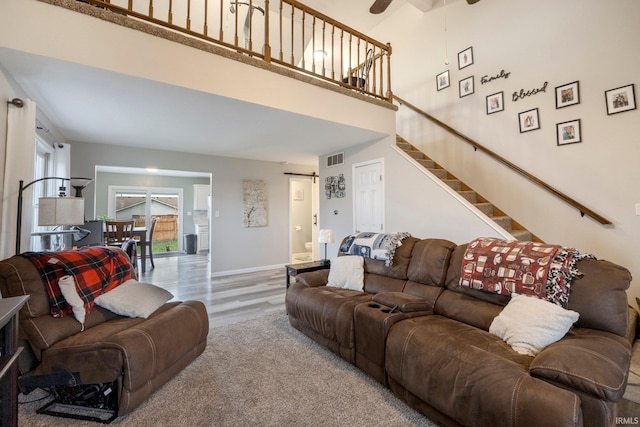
0, 249, 209, 417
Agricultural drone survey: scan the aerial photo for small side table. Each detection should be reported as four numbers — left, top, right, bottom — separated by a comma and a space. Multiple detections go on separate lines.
285, 261, 330, 288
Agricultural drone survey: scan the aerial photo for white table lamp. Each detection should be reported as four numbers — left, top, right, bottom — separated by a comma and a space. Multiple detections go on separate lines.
318, 229, 334, 264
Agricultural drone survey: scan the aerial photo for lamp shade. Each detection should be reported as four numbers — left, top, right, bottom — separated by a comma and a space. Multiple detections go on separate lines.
38, 197, 85, 226
318, 229, 334, 244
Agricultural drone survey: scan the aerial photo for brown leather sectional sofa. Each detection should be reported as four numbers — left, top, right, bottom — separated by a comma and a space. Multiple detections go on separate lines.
0, 249, 209, 417
285, 236, 634, 427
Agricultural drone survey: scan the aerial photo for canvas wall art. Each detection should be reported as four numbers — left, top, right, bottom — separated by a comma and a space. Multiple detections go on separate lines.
243, 179, 267, 227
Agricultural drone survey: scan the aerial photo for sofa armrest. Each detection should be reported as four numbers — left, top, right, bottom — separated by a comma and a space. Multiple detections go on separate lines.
372, 292, 430, 313
294, 270, 330, 288
106, 300, 209, 392
529, 328, 631, 401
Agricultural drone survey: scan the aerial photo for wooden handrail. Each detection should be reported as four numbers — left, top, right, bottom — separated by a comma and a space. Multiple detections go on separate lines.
77, 0, 392, 101
393, 95, 612, 225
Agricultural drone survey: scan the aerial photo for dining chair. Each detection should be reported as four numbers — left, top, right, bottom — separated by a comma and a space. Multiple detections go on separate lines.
105, 220, 135, 247
138, 216, 158, 270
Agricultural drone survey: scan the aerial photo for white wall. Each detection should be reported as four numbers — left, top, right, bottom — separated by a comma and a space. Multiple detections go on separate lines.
71, 141, 314, 274
318, 136, 511, 257
354, 0, 639, 304
0, 0, 394, 138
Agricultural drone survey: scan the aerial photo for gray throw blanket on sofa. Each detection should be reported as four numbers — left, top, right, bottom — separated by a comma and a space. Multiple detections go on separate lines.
339, 232, 411, 266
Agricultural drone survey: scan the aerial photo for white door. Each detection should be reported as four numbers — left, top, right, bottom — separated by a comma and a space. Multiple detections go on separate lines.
353, 159, 384, 233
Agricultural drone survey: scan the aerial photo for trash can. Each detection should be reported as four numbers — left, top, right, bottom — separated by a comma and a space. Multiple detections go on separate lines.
184, 234, 197, 254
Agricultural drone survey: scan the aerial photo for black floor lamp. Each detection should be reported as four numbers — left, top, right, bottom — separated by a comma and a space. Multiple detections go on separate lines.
16, 176, 92, 254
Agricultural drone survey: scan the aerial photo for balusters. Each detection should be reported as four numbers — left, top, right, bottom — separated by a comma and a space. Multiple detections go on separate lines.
75, 0, 391, 101
203, 0, 208, 37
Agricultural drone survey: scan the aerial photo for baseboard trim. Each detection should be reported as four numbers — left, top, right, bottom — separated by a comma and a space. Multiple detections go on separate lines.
211, 264, 285, 278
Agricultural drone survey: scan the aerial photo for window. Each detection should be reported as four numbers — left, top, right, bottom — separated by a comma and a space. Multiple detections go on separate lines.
31, 137, 55, 250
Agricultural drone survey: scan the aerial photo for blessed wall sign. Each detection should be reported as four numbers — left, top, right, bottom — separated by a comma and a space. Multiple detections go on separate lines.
513, 81, 549, 101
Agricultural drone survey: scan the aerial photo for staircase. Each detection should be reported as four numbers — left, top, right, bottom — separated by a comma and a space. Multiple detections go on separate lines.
396, 136, 538, 242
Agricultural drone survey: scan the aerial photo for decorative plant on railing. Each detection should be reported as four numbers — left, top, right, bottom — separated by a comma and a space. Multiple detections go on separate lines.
81, 0, 393, 101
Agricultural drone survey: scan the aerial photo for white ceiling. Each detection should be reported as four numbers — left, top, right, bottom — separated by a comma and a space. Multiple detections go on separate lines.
0, 0, 433, 170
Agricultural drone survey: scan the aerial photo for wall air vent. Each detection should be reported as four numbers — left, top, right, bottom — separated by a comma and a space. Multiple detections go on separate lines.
327, 152, 344, 167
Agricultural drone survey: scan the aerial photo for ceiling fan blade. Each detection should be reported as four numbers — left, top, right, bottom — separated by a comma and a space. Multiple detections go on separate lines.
370, 0, 393, 14
467, 0, 481, 4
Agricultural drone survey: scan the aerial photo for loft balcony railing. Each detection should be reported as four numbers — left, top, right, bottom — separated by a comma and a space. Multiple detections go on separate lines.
79, 0, 393, 102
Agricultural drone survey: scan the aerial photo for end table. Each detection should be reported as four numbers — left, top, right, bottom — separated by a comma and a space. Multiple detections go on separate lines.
285, 261, 330, 288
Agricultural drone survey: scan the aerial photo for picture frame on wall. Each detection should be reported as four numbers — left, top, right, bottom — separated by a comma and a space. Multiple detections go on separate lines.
436, 70, 450, 91
486, 92, 504, 114
556, 119, 582, 146
518, 108, 540, 133
555, 81, 580, 109
605, 84, 636, 115
458, 46, 473, 70
459, 76, 474, 98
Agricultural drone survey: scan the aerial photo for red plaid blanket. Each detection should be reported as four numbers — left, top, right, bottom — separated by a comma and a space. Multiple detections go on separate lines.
22, 247, 133, 317
460, 237, 592, 307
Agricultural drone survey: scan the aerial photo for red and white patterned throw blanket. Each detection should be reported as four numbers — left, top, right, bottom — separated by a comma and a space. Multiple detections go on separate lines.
460, 237, 593, 307
22, 246, 133, 317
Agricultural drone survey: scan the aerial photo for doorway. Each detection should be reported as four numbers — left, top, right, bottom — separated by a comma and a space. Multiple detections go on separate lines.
289, 177, 318, 263
108, 186, 183, 253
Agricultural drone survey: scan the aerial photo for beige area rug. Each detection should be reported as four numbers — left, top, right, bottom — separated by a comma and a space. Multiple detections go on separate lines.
18, 311, 437, 427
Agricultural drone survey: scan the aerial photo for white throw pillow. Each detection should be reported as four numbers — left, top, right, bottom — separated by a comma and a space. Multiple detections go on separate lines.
489, 294, 579, 356
94, 279, 174, 318
327, 256, 364, 292
58, 275, 86, 328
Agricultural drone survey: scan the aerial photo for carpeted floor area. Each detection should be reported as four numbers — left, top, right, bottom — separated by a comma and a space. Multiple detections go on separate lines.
18, 311, 437, 426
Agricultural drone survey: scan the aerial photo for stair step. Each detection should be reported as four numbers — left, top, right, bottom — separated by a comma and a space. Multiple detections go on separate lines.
443, 179, 461, 191
397, 141, 412, 151
457, 190, 477, 203
474, 202, 494, 216
417, 159, 436, 169
429, 168, 448, 179
491, 215, 512, 230
511, 230, 532, 241
407, 150, 424, 160
399, 137, 538, 243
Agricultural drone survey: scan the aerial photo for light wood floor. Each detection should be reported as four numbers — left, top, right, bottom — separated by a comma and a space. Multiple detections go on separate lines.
138, 253, 287, 328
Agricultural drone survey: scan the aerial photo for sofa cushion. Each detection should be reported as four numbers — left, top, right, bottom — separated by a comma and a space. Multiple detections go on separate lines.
385, 316, 583, 426
530, 328, 631, 401
22, 306, 124, 360
406, 238, 456, 288
567, 258, 631, 337
434, 289, 503, 331
445, 244, 511, 307
95, 279, 174, 318
327, 256, 364, 291
0, 255, 56, 318
285, 282, 372, 363
489, 294, 579, 356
